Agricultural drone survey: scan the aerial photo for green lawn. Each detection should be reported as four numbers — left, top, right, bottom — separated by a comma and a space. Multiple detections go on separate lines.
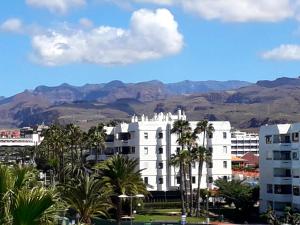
134, 209, 206, 223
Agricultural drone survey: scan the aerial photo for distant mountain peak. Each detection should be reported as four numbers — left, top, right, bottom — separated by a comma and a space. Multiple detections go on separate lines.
256, 77, 300, 88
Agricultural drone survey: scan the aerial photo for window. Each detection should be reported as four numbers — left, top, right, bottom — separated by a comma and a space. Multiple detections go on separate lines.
144, 177, 148, 184
158, 132, 163, 139
131, 147, 135, 154
293, 152, 299, 160
192, 162, 196, 168
274, 202, 291, 211
223, 146, 227, 154
208, 162, 213, 168
292, 132, 299, 142
274, 185, 292, 195
273, 151, 291, 160
223, 132, 227, 139
267, 184, 273, 193
265, 135, 272, 144
158, 147, 163, 154
144, 147, 148, 155
223, 161, 227, 168
176, 147, 180, 154
158, 162, 163, 169
192, 176, 196, 184
273, 168, 291, 177
223, 176, 228, 181
266, 151, 272, 160
158, 177, 163, 184
273, 134, 291, 144
176, 177, 180, 184
293, 169, 300, 178
208, 133, 213, 139
144, 132, 148, 139
294, 186, 300, 196
208, 147, 213, 153
208, 177, 213, 183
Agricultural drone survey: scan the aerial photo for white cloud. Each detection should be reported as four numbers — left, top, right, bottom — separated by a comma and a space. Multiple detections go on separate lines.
26, 0, 86, 14
108, 0, 295, 22
0, 18, 23, 33
262, 44, 300, 61
79, 18, 93, 28
182, 0, 294, 22
30, 8, 183, 66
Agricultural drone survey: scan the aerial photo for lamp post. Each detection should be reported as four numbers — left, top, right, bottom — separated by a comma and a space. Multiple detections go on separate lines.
119, 194, 144, 225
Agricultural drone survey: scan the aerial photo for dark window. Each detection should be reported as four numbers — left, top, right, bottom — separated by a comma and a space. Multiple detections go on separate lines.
158, 177, 163, 184
158, 132, 163, 139
144, 133, 148, 139
131, 147, 135, 154
274, 185, 292, 194
267, 184, 273, 194
208, 147, 213, 153
144, 177, 148, 184
121, 146, 130, 154
274, 168, 291, 177
105, 134, 114, 142
294, 186, 300, 196
192, 176, 196, 184
119, 132, 131, 141
208, 177, 213, 183
176, 177, 180, 184
293, 152, 299, 160
158, 162, 163, 169
158, 147, 163, 154
223, 132, 227, 139
176, 147, 180, 154
265, 135, 272, 144
223, 161, 227, 168
292, 133, 299, 142
273, 151, 291, 160
208, 162, 213, 168
223, 176, 228, 181
208, 133, 213, 139
273, 134, 291, 144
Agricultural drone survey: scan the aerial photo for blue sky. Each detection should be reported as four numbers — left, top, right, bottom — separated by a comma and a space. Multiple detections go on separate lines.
1, 0, 300, 97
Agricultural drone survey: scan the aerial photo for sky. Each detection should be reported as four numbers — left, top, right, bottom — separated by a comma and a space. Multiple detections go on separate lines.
1, 0, 300, 97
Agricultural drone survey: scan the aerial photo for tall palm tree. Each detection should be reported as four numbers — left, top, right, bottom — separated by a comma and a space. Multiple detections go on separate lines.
87, 123, 107, 163
96, 155, 147, 225
171, 120, 191, 215
65, 124, 83, 170
192, 146, 210, 217
61, 173, 111, 224
194, 120, 214, 217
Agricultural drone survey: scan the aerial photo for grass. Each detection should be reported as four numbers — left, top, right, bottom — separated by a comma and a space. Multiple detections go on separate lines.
134, 209, 206, 223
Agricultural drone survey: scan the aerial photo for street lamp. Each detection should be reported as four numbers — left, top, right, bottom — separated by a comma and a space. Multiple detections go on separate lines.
119, 194, 145, 225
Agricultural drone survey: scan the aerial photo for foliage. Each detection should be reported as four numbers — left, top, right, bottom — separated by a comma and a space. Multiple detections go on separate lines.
214, 179, 259, 213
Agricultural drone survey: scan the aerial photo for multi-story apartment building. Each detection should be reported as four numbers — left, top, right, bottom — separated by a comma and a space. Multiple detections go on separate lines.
260, 123, 300, 213
104, 110, 232, 192
231, 130, 259, 157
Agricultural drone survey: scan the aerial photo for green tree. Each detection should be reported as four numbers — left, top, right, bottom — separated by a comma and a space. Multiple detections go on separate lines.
192, 146, 210, 217
96, 155, 147, 225
194, 120, 214, 216
171, 120, 191, 215
215, 179, 259, 214
61, 173, 111, 224
87, 123, 107, 164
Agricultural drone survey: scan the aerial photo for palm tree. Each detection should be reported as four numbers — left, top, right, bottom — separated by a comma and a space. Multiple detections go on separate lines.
65, 124, 83, 170
171, 119, 191, 215
192, 146, 210, 217
96, 155, 147, 225
87, 123, 107, 163
0, 165, 58, 225
61, 173, 111, 224
8, 187, 58, 225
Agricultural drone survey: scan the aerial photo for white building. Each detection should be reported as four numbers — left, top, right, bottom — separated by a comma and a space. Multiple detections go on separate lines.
231, 130, 259, 157
104, 110, 232, 192
259, 123, 300, 213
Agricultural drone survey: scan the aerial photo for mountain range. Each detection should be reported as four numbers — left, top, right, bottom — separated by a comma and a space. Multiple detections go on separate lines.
0, 77, 299, 130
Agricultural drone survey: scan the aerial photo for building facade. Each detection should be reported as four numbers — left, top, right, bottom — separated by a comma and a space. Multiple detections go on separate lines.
104, 110, 232, 192
260, 123, 300, 213
231, 130, 259, 157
